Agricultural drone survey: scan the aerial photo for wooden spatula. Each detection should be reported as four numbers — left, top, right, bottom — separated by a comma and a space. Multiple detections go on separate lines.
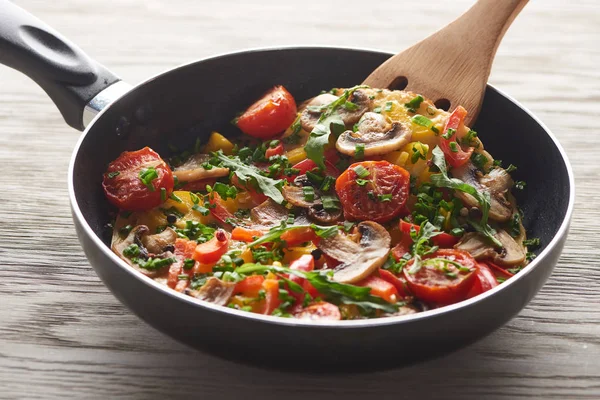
362, 0, 528, 126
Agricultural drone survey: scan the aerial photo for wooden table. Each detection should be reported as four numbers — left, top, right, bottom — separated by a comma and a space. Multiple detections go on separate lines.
1, 0, 598, 398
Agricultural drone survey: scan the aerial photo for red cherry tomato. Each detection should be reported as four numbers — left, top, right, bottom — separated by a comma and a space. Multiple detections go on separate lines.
208, 193, 236, 227
403, 249, 477, 305
102, 147, 174, 211
378, 268, 411, 298
439, 106, 474, 168
399, 220, 459, 248
391, 241, 411, 261
286, 255, 318, 310
357, 275, 399, 303
295, 302, 341, 320
466, 263, 499, 299
335, 161, 410, 223
167, 238, 197, 291
236, 86, 297, 139
192, 230, 229, 264
265, 142, 285, 158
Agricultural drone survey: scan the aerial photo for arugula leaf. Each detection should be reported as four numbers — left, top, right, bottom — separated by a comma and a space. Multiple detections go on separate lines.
407, 221, 442, 274
247, 223, 339, 247
304, 85, 368, 169
429, 146, 502, 248
212, 150, 285, 204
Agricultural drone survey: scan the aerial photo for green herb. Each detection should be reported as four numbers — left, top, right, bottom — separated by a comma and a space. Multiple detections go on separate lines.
373, 106, 382, 113
178, 274, 189, 280
212, 151, 284, 204
515, 181, 526, 190
342, 221, 356, 232
183, 258, 195, 270
526, 252, 536, 262
384, 101, 393, 112
407, 221, 442, 274
461, 129, 479, 147
247, 222, 339, 248
119, 224, 133, 237
160, 187, 167, 202
320, 176, 335, 192
523, 237, 540, 247
509, 212, 522, 237
382, 252, 410, 274
175, 220, 215, 242
353, 165, 370, 178
471, 152, 488, 171
107, 171, 120, 179
356, 179, 370, 186
354, 143, 365, 159
410, 142, 427, 163
192, 204, 210, 216
449, 142, 459, 153
429, 146, 502, 248
378, 194, 393, 202
139, 167, 158, 191
404, 95, 424, 113
212, 182, 238, 200
306, 170, 324, 186
367, 191, 376, 201
493, 159, 503, 167
431, 126, 440, 134
442, 128, 456, 140
506, 164, 518, 173
169, 192, 183, 203
450, 227, 465, 236
411, 114, 433, 128
133, 257, 176, 270
343, 101, 359, 111
303, 186, 315, 202
123, 244, 140, 258
304, 85, 367, 170
321, 195, 340, 210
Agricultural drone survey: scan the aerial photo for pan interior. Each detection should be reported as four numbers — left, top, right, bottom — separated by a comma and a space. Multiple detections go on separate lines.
71, 48, 570, 263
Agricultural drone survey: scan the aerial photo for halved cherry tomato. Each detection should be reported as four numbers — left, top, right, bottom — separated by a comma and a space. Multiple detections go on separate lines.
286, 158, 340, 183
231, 175, 268, 205
439, 106, 474, 168
236, 86, 297, 139
265, 142, 285, 158
286, 255, 318, 311
391, 241, 411, 261
295, 302, 341, 320
466, 262, 499, 299
378, 268, 411, 298
192, 230, 229, 264
261, 278, 281, 315
231, 227, 265, 242
403, 249, 477, 305
335, 161, 410, 223
399, 220, 459, 248
234, 275, 265, 297
208, 193, 236, 226
483, 261, 514, 280
280, 227, 318, 247
357, 275, 399, 303
167, 238, 198, 291
102, 147, 174, 211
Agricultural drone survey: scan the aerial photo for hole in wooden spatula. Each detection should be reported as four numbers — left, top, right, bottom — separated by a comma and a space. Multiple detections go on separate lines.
434, 98, 451, 111
388, 76, 408, 90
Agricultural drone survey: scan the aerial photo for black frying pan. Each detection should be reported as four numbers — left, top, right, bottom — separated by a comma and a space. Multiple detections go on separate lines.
0, 1, 574, 371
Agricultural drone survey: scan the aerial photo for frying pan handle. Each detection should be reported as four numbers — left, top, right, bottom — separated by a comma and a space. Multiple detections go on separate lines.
0, 1, 124, 131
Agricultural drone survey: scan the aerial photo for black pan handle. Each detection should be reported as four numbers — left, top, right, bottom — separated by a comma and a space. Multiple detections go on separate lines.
0, 0, 121, 131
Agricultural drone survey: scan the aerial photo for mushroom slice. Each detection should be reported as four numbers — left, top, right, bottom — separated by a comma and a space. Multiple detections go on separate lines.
455, 229, 526, 267
308, 204, 343, 225
318, 221, 391, 283
112, 225, 164, 277
173, 153, 229, 182
336, 113, 411, 157
250, 199, 290, 228
186, 277, 235, 306
141, 227, 177, 254
451, 163, 513, 222
300, 90, 371, 132
282, 185, 321, 208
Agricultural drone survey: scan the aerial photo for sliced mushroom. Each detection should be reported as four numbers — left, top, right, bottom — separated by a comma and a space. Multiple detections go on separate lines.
141, 227, 177, 254
250, 199, 290, 228
318, 221, 391, 283
282, 185, 321, 208
308, 204, 343, 225
451, 163, 513, 222
112, 225, 165, 277
173, 153, 229, 182
336, 113, 412, 157
300, 90, 372, 132
455, 229, 526, 267
186, 277, 235, 306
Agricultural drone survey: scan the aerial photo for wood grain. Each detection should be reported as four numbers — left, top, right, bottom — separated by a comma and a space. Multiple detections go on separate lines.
1, 0, 599, 399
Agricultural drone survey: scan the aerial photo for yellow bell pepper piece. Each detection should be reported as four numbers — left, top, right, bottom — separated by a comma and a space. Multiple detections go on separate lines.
286, 147, 307, 165
283, 244, 317, 264
203, 131, 234, 155
383, 151, 409, 167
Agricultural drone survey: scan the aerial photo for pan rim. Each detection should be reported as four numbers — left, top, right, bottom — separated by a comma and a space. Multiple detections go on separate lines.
68, 45, 575, 329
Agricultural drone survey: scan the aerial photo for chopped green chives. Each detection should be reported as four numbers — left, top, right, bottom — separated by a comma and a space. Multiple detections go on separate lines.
170, 192, 183, 203
353, 165, 370, 178
378, 194, 393, 202
442, 128, 456, 140
449, 142, 459, 153
303, 186, 315, 202
160, 187, 167, 202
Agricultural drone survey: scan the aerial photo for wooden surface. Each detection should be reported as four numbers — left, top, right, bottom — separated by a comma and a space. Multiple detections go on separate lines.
1, 0, 598, 398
